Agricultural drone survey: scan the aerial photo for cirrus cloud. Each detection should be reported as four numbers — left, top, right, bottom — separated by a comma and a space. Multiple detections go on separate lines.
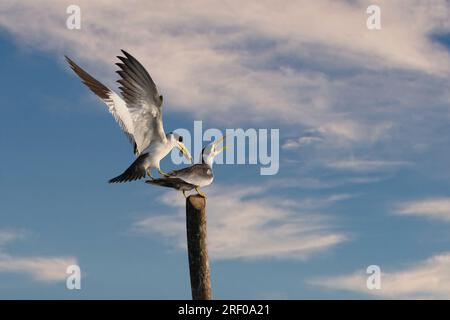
0, 230, 77, 282
133, 184, 348, 260
310, 253, 450, 299
395, 198, 450, 222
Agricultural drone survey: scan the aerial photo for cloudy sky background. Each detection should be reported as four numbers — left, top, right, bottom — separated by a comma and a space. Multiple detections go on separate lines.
1, 0, 450, 298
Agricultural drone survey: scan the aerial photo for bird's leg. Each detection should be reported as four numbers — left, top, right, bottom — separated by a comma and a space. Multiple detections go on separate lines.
195, 187, 207, 198
146, 169, 154, 179
158, 168, 171, 177
182, 190, 187, 198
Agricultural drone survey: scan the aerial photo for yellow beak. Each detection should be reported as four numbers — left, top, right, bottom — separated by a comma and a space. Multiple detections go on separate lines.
213, 135, 228, 154
177, 142, 193, 163
217, 145, 228, 154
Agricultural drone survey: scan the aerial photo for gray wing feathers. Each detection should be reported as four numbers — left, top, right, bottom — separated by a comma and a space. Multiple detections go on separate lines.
115, 50, 166, 152
145, 178, 195, 191
65, 56, 136, 148
165, 164, 213, 186
66, 56, 110, 99
168, 164, 209, 179
66, 51, 166, 156
116, 50, 162, 108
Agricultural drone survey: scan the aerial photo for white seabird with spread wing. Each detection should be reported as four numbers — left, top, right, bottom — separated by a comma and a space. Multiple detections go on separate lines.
66, 50, 192, 183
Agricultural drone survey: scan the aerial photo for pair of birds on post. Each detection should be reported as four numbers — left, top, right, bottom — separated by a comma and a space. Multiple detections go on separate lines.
66, 50, 226, 197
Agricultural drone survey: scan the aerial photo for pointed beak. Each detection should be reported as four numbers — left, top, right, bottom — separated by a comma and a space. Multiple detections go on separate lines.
213, 135, 228, 155
177, 142, 193, 163
217, 145, 228, 154
213, 135, 226, 147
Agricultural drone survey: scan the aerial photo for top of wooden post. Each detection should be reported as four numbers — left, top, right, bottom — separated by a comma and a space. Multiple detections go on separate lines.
187, 194, 206, 210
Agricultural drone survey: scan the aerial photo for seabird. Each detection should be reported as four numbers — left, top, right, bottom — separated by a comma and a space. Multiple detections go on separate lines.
65, 50, 192, 183
146, 136, 227, 197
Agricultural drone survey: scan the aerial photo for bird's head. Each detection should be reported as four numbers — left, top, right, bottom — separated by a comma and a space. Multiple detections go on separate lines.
201, 136, 228, 167
167, 133, 192, 163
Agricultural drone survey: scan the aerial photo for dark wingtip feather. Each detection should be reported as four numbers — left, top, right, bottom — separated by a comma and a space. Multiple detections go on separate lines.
65, 55, 75, 68
108, 172, 144, 183
117, 56, 127, 64
108, 153, 148, 184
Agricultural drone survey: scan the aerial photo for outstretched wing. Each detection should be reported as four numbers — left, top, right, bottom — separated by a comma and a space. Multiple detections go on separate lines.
108, 153, 148, 183
65, 56, 137, 153
116, 50, 166, 154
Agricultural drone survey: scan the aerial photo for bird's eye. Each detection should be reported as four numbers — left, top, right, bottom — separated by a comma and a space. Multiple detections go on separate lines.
178, 136, 183, 142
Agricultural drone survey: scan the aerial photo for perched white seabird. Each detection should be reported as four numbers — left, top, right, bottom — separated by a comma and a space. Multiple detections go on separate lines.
65, 50, 192, 183
146, 136, 227, 197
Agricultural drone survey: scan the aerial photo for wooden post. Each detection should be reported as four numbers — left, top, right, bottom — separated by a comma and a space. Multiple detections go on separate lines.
186, 195, 212, 300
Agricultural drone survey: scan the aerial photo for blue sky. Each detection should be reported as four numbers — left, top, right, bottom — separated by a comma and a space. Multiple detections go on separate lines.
1, 0, 450, 299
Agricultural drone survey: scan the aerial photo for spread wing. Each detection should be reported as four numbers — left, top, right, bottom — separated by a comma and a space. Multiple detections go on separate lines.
108, 153, 148, 183
116, 50, 166, 155
65, 56, 136, 152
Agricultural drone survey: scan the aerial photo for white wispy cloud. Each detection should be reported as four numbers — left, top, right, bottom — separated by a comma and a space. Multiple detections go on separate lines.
0, 230, 77, 282
133, 184, 348, 260
0, 254, 77, 282
0, 0, 449, 147
310, 253, 450, 299
2, 0, 450, 186
317, 121, 394, 144
282, 136, 323, 150
0, 229, 25, 246
395, 198, 450, 221
326, 159, 411, 172
266, 176, 387, 191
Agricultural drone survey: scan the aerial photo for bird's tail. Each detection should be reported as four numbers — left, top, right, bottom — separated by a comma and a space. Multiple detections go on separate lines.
109, 153, 148, 183
145, 178, 178, 189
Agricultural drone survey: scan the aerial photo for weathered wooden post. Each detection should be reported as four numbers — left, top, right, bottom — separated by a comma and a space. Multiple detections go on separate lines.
186, 194, 212, 300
